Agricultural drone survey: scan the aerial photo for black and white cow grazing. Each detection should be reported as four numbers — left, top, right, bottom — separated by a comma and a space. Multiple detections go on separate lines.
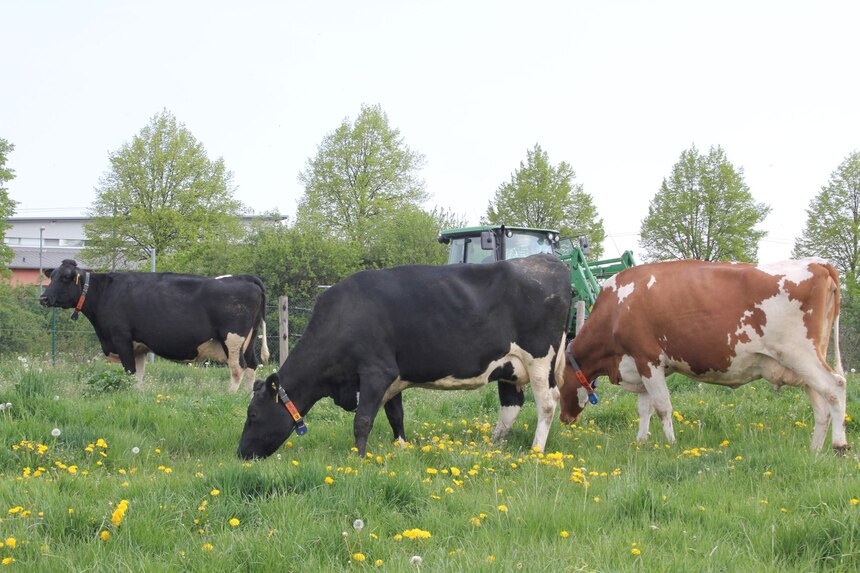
237, 253, 572, 460
40, 259, 269, 392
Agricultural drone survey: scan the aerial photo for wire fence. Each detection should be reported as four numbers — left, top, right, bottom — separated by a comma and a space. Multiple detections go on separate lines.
0, 290, 318, 368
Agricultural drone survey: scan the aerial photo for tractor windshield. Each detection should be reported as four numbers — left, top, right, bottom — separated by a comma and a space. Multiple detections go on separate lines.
445, 230, 555, 264
504, 231, 554, 260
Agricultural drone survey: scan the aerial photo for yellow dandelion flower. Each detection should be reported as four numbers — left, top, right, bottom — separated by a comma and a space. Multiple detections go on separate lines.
2, 557, 15, 565
560, 530, 569, 538
470, 517, 481, 526
4, 539, 15, 549
851, 498, 859, 506
229, 518, 240, 527
720, 440, 729, 447
352, 553, 366, 562
401, 528, 431, 540
593, 497, 601, 503
497, 504, 508, 513
99, 531, 110, 541
631, 548, 641, 555
111, 500, 129, 527
487, 555, 496, 562
202, 543, 213, 551
210, 489, 220, 496
375, 559, 383, 566
426, 468, 438, 475
324, 476, 334, 485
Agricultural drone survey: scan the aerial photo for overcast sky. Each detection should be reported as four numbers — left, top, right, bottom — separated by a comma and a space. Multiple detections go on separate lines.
3, 1, 859, 263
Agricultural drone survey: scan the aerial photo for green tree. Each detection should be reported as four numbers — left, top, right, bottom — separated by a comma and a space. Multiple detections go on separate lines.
793, 151, 860, 290
81, 110, 245, 270
0, 138, 17, 271
640, 145, 770, 262
485, 144, 605, 259
296, 104, 428, 248
793, 151, 860, 368
365, 206, 467, 268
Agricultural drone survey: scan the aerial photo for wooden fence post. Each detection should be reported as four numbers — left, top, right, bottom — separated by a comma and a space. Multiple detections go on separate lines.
278, 296, 289, 366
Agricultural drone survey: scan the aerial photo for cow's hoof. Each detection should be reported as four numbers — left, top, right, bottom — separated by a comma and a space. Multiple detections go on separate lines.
833, 444, 851, 457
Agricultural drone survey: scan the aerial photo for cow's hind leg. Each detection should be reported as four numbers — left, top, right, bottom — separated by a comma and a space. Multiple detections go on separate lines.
636, 392, 655, 442
493, 381, 525, 443
223, 333, 246, 393
640, 364, 676, 444
526, 353, 558, 453
133, 351, 147, 386
805, 385, 832, 451
383, 393, 406, 444
241, 331, 260, 391
800, 369, 848, 452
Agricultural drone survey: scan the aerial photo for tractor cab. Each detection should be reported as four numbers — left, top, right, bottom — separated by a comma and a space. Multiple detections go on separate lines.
438, 224, 636, 337
438, 226, 559, 264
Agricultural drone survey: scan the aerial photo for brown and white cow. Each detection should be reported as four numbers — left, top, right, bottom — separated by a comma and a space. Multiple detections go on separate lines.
559, 258, 848, 452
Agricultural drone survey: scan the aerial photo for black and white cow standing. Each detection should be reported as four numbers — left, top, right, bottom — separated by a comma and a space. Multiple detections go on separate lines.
237, 253, 572, 459
40, 259, 269, 392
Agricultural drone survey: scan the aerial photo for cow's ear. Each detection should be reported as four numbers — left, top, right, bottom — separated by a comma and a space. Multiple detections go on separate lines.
264, 372, 280, 396
44, 268, 54, 278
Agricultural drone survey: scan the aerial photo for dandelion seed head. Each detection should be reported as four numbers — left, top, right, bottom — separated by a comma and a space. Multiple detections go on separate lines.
410, 555, 423, 566
353, 519, 365, 530
131, 447, 140, 454
51, 428, 61, 437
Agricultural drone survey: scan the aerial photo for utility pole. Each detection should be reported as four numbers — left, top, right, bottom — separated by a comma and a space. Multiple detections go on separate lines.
38, 226, 46, 296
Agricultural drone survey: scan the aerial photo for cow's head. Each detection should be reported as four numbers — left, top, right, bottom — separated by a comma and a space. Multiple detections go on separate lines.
558, 362, 599, 425
40, 259, 85, 308
237, 373, 298, 460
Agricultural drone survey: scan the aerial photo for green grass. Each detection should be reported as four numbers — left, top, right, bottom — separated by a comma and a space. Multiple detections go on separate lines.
0, 360, 858, 572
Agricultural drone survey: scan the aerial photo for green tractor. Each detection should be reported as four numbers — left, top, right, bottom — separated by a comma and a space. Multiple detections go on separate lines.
437, 225, 636, 336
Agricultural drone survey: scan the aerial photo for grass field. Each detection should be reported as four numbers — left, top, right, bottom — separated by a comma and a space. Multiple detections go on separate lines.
0, 359, 858, 572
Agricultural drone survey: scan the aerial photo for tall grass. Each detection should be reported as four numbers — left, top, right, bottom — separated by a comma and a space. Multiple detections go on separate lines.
0, 360, 857, 572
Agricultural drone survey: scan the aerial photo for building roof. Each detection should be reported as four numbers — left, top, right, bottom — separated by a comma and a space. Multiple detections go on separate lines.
8, 246, 89, 270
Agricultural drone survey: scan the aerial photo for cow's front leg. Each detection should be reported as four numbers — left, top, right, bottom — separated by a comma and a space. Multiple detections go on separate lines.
527, 356, 558, 453
640, 366, 675, 444
115, 343, 139, 380
383, 393, 406, 444
353, 367, 396, 457
493, 381, 524, 443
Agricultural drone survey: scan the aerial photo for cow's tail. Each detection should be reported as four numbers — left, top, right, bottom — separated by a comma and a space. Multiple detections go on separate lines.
833, 285, 845, 376
251, 275, 271, 365
260, 318, 270, 364
826, 263, 843, 377
553, 332, 567, 390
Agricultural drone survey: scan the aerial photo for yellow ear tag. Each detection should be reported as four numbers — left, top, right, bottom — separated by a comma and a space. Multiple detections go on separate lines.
75, 274, 80, 285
